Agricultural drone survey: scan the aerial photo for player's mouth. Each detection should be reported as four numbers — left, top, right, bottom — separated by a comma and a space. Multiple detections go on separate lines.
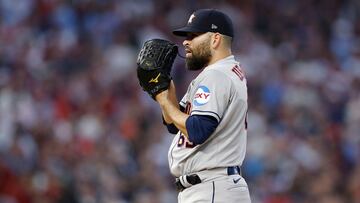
185, 48, 192, 57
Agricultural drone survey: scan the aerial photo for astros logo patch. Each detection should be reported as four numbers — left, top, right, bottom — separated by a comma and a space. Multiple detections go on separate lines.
193, 86, 210, 106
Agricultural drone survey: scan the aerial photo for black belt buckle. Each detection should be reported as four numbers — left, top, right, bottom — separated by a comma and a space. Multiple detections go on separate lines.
175, 178, 185, 192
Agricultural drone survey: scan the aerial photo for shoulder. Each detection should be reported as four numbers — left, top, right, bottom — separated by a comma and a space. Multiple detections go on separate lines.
201, 68, 230, 81
194, 68, 234, 95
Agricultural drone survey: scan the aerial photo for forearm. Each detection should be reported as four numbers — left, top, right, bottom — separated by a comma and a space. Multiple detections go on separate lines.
161, 98, 178, 124
162, 97, 178, 124
158, 98, 189, 137
162, 109, 172, 124
161, 81, 179, 124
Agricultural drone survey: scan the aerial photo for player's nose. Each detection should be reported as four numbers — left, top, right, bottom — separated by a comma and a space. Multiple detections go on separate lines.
183, 40, 190, 47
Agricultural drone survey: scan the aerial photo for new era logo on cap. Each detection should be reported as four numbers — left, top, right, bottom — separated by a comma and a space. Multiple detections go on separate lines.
211, 24, 218, 29
173, 9, 234, 37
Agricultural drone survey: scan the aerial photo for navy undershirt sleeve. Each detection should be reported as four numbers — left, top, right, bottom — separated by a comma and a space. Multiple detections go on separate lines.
185, 115, 219, 145
164, 121, 179, 134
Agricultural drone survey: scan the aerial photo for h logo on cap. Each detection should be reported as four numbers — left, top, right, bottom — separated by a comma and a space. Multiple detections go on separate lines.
173, 9, 234, 38
188, 14, 195, 24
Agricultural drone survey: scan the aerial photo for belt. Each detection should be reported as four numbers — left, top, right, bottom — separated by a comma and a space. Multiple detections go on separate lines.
175, 166, 242, 192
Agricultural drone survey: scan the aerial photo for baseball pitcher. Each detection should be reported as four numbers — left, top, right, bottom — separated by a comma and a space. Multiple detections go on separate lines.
137, 9, 251, 203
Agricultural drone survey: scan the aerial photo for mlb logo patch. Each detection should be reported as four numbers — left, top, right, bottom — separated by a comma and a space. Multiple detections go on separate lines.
194, 86, 211, 106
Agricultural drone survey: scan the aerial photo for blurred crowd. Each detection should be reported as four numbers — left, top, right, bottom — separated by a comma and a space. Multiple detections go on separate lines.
0, 0, 359, 203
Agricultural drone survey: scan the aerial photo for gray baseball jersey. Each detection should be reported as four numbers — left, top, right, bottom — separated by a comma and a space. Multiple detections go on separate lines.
168, 55, 248, 177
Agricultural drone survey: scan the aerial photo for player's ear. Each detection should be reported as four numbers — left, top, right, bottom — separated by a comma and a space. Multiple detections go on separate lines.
210, 33, 221, 49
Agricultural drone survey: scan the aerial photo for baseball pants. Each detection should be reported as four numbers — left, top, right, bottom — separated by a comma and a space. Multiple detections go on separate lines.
177, 174, 251, 203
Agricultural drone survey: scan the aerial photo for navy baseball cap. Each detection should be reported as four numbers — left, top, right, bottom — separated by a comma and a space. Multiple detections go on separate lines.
173, 9, 234, 38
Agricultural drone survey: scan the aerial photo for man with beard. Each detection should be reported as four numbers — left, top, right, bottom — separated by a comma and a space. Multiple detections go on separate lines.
155, 9, 251, 202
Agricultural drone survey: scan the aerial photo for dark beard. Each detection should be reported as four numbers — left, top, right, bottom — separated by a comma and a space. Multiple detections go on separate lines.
185, 40, 212, 71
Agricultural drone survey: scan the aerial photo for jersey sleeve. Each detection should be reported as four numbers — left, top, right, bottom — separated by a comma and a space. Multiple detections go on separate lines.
190, 70, 232, 122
